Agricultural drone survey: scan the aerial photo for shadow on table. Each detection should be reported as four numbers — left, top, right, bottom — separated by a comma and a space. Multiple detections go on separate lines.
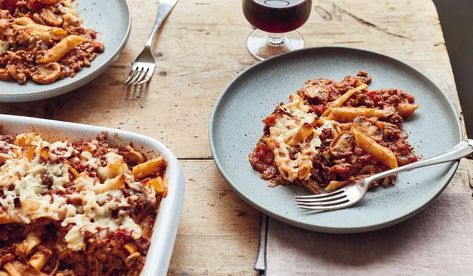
434, 0, 473, 136
126, 82, 150, 100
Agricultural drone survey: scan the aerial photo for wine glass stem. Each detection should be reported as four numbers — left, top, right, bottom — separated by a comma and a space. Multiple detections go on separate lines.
268, 33, 284, 45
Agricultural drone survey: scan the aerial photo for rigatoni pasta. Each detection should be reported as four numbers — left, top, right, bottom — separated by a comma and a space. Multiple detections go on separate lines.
0, 0, 104, 85
0, 131, 168, 275
249, 71, 418, 194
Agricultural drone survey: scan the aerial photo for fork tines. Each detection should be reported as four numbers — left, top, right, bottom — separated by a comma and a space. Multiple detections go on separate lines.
124, 62, 155, 86
124, 68, 147, 85
295, 190, 350, 210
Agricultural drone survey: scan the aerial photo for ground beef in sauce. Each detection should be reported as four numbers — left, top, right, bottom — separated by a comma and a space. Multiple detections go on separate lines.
249, 71, 418, 193
0, 132, 164, 275
0, 0, 104, 85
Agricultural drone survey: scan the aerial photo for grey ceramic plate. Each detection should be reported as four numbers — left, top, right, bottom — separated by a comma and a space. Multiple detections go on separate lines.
209, 47, 462, 233
0, 0, 131, 102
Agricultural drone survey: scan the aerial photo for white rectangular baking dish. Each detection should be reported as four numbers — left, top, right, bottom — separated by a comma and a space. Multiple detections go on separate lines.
0, 114, 184, 276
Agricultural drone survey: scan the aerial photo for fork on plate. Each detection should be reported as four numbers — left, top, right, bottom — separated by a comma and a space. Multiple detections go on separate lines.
124, 0, 178, 86
295, 139, 473, 211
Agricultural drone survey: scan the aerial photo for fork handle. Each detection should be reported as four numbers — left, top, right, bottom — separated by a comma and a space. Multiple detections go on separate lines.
145, 0, 178, 47
367, 140, 473, 183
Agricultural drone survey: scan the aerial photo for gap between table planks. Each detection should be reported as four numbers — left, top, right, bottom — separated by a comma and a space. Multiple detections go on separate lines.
0, 0, 471, 274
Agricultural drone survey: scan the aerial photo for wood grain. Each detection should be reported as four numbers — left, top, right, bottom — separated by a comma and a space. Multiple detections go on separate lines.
169, 160, 259, 275
0, 0, 468, 274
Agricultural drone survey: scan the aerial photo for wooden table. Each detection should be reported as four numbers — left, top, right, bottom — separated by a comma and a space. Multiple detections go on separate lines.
1, 0, 471, 274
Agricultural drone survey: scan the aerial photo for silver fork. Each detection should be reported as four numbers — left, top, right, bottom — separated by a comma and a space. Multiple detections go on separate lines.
295, 139, 473, 211
124, 0, 178, 86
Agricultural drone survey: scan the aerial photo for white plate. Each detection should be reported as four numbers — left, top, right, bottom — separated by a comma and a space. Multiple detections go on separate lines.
0, 0, 132, 102
0, 114, 184, 276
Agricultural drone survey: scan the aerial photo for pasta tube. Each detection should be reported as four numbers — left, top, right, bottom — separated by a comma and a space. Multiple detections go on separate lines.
37, 35, 87, 64
3, 262, 25, 276
16, 232, 41, 255
396, 103, 419, 118
353, 129, 398, 169
147, 176, 166, 194
331, 107, 388, 122
328, 84, 368, 107
13, 17, 66, 42
325, 180, 349, 191
29, 250, 51, 271
132, 157, 166, 179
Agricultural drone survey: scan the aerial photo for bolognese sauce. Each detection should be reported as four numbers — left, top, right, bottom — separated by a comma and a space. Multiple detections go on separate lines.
249, 71, 418, 193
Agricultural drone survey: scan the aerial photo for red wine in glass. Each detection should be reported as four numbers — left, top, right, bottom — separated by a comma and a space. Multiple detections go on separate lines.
242, 0, 312, 60
243, 0, 312, 33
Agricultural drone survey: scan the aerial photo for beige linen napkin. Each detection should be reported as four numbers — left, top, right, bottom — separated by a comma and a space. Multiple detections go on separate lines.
254, 193, 473, 275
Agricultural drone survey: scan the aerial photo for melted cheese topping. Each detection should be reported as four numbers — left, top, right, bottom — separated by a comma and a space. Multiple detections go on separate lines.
266, 94, 332, 181
0, 133, 158, 251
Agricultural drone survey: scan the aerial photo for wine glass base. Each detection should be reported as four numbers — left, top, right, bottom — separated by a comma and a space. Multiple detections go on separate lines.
246, 29, 305, 60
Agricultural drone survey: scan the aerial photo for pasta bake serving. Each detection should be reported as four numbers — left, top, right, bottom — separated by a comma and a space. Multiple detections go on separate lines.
249, 71, 419, 194
0, 0, 104, 84
0, 132, 167, 275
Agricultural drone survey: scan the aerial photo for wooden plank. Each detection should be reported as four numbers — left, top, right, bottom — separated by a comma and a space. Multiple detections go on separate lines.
169, 160, 259, 275
446, 159, 471, 193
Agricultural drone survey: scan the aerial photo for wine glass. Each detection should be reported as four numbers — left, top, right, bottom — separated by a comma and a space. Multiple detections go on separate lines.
242, 0, 312, 60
